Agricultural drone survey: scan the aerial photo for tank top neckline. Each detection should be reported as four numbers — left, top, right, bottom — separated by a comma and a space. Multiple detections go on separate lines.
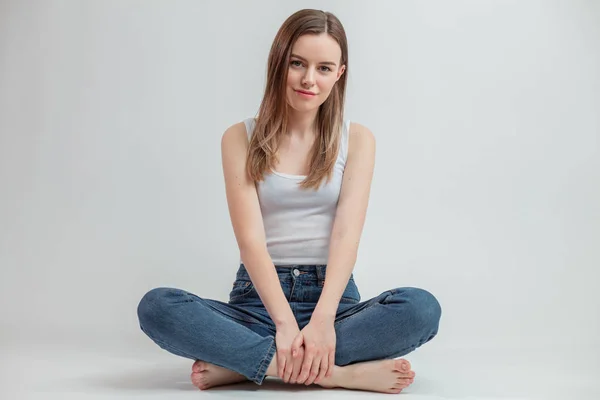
245, 117, 350, 181
270, 170, 307, 179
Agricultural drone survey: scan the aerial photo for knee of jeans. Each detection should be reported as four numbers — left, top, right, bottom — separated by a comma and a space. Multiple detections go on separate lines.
394, 287, 442, 330
137, 287, 184, 331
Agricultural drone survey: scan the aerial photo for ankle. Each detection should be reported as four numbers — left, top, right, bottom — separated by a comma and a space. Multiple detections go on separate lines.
333, 364, 350, 382
266, 356, 278, 377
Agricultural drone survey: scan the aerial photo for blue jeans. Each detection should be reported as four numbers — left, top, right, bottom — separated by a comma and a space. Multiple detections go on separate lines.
137, 264, 441, 385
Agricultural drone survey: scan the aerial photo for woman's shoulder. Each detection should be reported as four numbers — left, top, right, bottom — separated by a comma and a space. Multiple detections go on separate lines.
221, 120, 252, 153
347, 121, 375, 154
348, 121, 374, 138
222, 118, 255, 142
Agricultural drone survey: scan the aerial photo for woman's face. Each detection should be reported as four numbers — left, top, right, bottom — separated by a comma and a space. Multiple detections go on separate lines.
285, 33, 346, 112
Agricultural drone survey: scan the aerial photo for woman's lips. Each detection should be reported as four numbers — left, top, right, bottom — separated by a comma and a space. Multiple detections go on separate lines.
295, 90, 316, 98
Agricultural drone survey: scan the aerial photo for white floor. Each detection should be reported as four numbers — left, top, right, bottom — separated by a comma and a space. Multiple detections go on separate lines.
2, 332, 599, 400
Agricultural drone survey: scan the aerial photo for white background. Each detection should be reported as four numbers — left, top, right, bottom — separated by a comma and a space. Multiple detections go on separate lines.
1, 1, 599, 399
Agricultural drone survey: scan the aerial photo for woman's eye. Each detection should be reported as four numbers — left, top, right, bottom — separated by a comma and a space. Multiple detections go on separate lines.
290, 60, 331, 72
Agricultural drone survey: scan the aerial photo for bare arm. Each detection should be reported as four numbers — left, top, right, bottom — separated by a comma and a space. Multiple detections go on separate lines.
221, 122, 295, 327
313, 123, 376, 318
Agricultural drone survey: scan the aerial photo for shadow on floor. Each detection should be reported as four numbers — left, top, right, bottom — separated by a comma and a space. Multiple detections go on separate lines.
41, 363, 338, 395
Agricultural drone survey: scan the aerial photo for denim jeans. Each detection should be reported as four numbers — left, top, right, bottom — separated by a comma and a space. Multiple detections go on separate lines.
137, 264, 441, 385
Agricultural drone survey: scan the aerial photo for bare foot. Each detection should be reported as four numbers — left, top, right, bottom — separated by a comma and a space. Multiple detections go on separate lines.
317, 358, 415, 394
190, 360, 249, 390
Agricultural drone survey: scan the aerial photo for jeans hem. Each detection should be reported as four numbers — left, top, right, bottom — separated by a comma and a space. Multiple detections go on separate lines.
388, 346, 417, 360
142, 327, 259, 382
252, 337, 276, 385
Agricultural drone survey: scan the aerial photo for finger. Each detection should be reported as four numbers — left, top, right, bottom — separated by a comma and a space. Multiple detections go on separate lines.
291, 360, 303, 384
326, 349, 335, 377
292, 348, 305, 383
315, 353, 328, 383
299, 352, 314, 382
291, 334, 304, 358
288, 363, 297, 384
305, 354, 322, 385
277, 352, 285, 379
289, 348, 302, 384
283, 353, 294, 383
293, 348, 305, 384
284, 365, 293, 383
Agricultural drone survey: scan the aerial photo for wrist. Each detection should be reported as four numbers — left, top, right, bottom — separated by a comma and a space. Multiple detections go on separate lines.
311, 308, 336, 322
274, 312, 297, 329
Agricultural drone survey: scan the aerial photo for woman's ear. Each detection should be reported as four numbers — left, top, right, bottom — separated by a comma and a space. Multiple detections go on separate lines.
336, 65, 346, 81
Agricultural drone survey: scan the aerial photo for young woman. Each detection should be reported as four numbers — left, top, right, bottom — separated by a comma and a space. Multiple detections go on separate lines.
137, 9, 441, 394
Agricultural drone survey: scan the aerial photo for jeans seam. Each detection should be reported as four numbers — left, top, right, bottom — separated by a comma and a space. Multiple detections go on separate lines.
334, 290, 393, 328
334, 302, 373, 327
340, 296, 358, 303
252, 337, 276, 385
229, 290, 254, 301
205, 299, 261, 325
334, 290, 389, 327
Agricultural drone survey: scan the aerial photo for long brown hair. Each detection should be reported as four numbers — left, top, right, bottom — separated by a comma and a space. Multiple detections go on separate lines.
246, 9, 349, 191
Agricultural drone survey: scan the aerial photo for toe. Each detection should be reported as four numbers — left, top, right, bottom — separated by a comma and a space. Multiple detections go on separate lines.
397, 377, 412, 387
192, 360, 207, 373
191, 372, 211, 390
190, 372, 202, 387
393, 358, 411, 372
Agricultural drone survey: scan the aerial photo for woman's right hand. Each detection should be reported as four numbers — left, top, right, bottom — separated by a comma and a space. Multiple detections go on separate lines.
275, 321, 305, 383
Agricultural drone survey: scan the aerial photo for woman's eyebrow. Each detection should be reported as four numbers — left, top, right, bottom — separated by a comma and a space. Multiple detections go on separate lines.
291, 54, 337, 66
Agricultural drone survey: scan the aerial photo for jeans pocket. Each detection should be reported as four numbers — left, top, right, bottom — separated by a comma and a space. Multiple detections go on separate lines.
229, 280, 256, 302
340, 279, 361, 304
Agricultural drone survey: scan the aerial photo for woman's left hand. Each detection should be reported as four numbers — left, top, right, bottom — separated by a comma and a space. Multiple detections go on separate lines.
291, 315, 336, 385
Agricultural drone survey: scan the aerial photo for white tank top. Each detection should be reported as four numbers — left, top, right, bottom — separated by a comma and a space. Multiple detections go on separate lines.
240, 117, 350, 266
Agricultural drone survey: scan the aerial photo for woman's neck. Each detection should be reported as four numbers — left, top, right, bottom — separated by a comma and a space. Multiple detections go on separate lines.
286, 108, 318, 140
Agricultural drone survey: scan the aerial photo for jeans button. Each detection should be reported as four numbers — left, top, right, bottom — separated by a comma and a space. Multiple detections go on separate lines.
293, 269, 300, 276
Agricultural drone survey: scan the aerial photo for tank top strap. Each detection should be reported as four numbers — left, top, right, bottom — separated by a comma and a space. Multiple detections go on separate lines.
243, 117, 256, 140
340, 119, 350, 165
